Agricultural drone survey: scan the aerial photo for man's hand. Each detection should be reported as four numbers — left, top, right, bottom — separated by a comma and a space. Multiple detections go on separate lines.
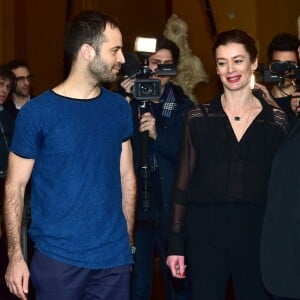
5, 256, 30, 300
139, 112, 157, 139
120, 77, 135, 103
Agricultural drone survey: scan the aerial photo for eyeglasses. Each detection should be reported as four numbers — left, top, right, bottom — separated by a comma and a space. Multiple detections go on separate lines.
15, 74, 34, 83
0, 80, 12, 91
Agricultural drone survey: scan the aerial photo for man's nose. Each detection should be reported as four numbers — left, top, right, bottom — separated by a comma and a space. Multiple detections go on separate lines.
118, 50, 126, 64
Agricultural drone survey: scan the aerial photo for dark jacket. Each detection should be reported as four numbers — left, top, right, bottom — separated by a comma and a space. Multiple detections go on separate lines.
0, 107, 14, 174
3, 98, 19, 120
261, 119, 300, 299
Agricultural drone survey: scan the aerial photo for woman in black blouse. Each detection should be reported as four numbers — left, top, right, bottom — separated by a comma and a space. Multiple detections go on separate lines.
166, 29, 288, 300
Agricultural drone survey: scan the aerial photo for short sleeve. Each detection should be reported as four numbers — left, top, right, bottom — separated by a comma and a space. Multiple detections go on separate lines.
11, 103, 43, 159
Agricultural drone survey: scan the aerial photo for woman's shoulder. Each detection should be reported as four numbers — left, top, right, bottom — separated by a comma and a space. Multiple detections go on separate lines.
187, 95, 220, 120
271, 107, 289, 133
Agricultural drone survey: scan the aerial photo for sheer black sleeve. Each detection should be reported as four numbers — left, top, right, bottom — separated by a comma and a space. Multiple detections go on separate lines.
168, 112, 197, 255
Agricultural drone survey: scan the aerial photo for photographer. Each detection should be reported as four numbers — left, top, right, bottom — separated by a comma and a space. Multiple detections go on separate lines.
120, 35, 194, 300
267, 33, 300, 121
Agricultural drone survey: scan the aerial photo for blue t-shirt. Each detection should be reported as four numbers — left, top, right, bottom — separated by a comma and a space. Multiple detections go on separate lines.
12, 88, 133, 269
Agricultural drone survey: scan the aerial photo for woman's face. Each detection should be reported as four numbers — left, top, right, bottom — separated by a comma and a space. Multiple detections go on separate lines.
215, 42, 257, 92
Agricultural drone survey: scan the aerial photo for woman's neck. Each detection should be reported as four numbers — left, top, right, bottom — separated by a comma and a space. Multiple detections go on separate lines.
222, 89, 255, 110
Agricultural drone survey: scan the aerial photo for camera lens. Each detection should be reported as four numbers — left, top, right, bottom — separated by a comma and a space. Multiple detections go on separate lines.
132, 78, 161, 100
139, 83, 154, 96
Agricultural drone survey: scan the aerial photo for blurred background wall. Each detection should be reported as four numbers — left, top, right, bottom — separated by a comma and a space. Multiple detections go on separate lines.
0, 0, 298, 103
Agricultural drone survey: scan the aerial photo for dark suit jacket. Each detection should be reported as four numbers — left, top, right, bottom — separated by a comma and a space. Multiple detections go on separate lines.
261, 119, 300, 299
3, 98, 19, 120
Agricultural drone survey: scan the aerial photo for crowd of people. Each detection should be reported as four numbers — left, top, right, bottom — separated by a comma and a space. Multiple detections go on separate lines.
0, 9, 299, 300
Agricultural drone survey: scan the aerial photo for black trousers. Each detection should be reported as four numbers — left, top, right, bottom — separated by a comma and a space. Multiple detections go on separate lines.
186, 203, 271, 300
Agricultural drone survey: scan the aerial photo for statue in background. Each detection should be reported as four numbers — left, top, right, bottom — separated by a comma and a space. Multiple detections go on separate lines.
164, 14, 209, 103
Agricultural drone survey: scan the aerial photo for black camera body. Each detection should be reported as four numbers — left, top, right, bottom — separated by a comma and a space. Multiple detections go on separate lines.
256, 61, 300, 89
258, 67, 281, 84
122, 52, 177, 101
132, 64, 177, 100
132, 78, 161, 100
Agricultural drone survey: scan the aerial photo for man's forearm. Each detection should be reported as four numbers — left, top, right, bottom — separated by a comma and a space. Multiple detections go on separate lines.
122, 175, 136, 244
4, 181, 25, 261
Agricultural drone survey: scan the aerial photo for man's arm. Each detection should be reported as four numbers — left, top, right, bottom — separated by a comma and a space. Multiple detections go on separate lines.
4, 152, 35, 300
120, 140, 136, 246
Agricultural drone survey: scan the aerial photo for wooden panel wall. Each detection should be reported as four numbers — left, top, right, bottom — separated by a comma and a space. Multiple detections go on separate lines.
0, 0, 15, 63
256, 0, 299, 65
25, 1, 67, 93
0, 0, 67, 95
73, 0, 169, 52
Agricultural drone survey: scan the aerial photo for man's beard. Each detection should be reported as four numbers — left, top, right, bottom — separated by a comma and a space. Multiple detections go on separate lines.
14, 88, 30, 98
89, 54, 120, 83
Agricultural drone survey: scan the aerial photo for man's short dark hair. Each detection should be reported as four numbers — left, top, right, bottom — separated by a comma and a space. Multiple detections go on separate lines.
155, 35, 180, 66
64, 10, 119, 61
6, 60, 29, 72
267, 33, 299, 63
0, 64, 16, 90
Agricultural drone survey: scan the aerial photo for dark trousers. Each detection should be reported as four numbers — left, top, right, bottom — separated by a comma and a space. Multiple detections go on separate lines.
30, 250, 131, 300
186, 204, 271, 300
130, 224, 189, 300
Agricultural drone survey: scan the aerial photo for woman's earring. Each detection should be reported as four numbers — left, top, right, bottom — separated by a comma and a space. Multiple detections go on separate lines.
250, 73, 255, 90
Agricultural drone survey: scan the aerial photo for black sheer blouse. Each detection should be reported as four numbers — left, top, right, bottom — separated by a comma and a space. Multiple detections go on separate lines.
168, 94, 288, 255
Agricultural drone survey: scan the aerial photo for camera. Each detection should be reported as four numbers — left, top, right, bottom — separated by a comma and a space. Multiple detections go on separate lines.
131, 64, 177, 100
132, 79, 161, 100
122, 37, 177, 101
256, 61, 300, 90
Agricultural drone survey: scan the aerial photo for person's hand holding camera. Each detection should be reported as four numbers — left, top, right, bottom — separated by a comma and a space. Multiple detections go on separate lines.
120, 77, 135, 103
139, 112, 157, 140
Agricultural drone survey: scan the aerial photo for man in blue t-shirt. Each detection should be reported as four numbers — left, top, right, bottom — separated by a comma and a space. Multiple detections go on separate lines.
3, 11, 136, 300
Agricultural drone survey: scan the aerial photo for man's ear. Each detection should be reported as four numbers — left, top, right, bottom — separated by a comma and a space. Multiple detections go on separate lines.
80, 44, 96, 61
